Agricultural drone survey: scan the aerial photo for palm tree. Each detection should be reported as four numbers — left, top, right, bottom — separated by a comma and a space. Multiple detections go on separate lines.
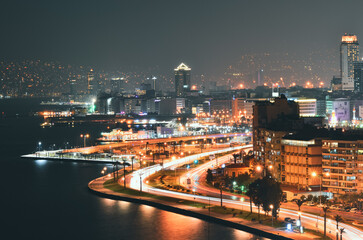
339, 228, 345, 240
322, 206, 329, 238
334, 215, 343, 240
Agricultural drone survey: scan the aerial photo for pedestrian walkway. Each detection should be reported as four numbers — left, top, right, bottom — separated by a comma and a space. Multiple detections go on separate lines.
89, 176, 322, 240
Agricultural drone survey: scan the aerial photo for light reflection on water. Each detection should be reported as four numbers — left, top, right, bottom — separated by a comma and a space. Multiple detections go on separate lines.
0, 107, 268, 240
35, 159, 47, 166
99, 198, 268, 240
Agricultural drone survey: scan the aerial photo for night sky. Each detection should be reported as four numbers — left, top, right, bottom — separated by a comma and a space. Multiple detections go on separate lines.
1, 0, 363, 74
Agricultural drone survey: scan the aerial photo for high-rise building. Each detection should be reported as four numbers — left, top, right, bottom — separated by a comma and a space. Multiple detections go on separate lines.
146, 76, 157, 90
322, 137, 363, 195
253, 95, 300, 180
87, 69, 96, 94
340, 34, 359, 91
353, 61, 363, 92
111, 77, 125, 94
256, 69, 264, 86
174, 63, 191, 96
281, 136, 322, 190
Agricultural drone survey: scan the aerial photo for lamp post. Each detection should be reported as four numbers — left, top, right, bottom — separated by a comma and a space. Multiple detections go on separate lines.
240, 197, 244, 213
139, 173, 144, 192
270, 204, 274, 227
80, 134, 89, 148
312, 171, 330, 205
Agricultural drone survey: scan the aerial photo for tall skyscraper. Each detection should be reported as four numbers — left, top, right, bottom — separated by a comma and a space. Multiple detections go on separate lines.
174, 63, 191, 96
111, 77, 125, 94
340, 34, 359, 90
256, 69, 264, 86
353, 61, 363, 92
87, 69, 95, 94
146, 76, 157, 90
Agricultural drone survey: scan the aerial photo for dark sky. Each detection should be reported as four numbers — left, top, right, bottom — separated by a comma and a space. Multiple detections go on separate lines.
1, 0, 363, 74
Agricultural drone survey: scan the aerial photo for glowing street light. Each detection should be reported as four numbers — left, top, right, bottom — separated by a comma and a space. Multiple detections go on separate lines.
240, 197, 245, 213
312, 171, 330, 205
270, 204, 274, 226
80, 134, 90, 148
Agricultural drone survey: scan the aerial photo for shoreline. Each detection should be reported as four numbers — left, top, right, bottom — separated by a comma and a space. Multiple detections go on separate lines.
88, 176, 321, 240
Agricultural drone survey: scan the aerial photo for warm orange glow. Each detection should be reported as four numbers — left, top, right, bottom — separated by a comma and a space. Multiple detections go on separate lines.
342, 35, 358, 43
305, 81, 313, 88
239, 83, 244, 88
192, 85, 197, 90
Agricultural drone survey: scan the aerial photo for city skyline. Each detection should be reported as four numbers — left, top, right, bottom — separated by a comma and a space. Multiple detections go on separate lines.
2, 0, 363, 76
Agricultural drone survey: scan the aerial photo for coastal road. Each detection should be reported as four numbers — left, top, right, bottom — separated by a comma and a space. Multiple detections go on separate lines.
128, 145, 363, 240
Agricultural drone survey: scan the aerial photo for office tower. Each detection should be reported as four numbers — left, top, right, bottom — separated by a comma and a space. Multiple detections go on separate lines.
353, 61, 363, 92
70, 79, 76, 95
87, 69, 95, 94
174, 63, 191, 96
111, 77, 125, 94
146, 76, 157, 90
340, 34, 359, 90
256, 69, 264, 86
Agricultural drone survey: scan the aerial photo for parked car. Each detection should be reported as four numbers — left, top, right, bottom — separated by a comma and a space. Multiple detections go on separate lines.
306, 202, 316, 206
350, 208, 358, 213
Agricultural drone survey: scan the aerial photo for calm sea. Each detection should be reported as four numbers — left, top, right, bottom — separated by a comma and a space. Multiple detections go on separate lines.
0, 98, 265, 240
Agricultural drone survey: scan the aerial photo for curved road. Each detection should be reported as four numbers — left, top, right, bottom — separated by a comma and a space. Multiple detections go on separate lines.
128, 145, 363, 240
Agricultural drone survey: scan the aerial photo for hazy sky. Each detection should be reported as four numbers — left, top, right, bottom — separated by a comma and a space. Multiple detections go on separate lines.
1, 0, 363, 74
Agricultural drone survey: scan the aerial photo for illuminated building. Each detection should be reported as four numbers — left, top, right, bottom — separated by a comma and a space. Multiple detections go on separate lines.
289, 98, 317, 117
70, 79, 77, 96
224, 163, 251, 178
87, 69, 96, 94
253, 95, 300, 180
256, 69, 264, 86
322, 137, 363, 195
111, 77, 125, 94
174, 63, 191, 96
340, 34, 359, 91
326, 98, 350, 123
353, 61, 363, 92
281, 136, 322, 189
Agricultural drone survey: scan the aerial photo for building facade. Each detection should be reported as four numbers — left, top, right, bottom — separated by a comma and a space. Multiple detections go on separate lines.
322, 139, 363, 195
340, 34, 359, 91
281, 138, 322, 189
174, 63, 191, 97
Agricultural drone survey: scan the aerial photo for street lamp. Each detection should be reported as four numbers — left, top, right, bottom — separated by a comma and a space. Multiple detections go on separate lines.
270, 204, 274, 226
312, 171, 330, 205
38, 141, 42, 151
80, 134, 90, 148
240, 197, 245, 213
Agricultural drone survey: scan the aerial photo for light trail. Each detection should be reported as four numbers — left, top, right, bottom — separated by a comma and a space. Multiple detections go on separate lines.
128, 144, 363, 240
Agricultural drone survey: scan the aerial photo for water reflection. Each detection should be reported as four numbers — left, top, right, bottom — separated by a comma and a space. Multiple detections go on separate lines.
35, 159, 47, 166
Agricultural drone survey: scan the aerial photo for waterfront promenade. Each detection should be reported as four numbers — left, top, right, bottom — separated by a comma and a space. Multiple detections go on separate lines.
89, 172, 319, 240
